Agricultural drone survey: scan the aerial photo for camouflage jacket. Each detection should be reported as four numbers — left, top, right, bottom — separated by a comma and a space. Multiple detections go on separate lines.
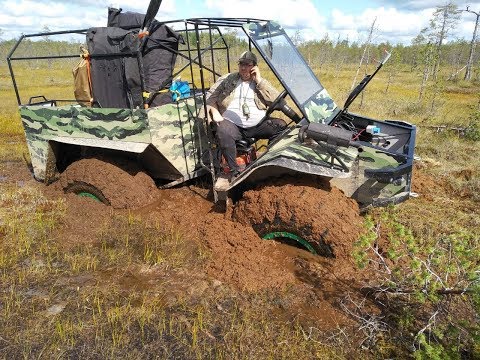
206, 72, 279, 115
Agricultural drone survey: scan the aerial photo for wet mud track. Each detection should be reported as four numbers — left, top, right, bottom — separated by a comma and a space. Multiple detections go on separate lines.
1, 157, 369, 330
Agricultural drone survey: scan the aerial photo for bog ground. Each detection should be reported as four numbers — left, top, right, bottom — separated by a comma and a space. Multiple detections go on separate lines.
1, 55, 479, 357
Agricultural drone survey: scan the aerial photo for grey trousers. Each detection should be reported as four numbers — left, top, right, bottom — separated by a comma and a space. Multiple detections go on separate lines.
215, 118, 287, 172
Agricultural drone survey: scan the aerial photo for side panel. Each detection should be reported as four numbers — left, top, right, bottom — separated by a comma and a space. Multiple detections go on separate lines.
331, 146, 410, 206
148, 97, 208, 179
20, 105, 151, 180
230, 122, 415, 207
254, 127, 357, 176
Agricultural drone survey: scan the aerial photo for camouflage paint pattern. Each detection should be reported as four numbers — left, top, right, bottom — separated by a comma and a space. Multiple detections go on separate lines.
20, 97, 409, 207
303, 89, 340, 124
228, 126, 410, 206
20, 105, 151, 180
20, 97, 209, 183
148, 97, 209, 179
330, 146, 410, 205
255, 127, 357, 172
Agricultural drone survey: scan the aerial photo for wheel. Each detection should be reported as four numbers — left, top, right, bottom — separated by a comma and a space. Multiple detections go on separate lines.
232, 179, 363, 258
64, 181, 110, 204
265, 90, 287, 118
60, 158, 157, 209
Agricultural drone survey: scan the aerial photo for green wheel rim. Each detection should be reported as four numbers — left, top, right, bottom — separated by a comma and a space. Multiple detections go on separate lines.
77, 192, 102, 202
262, 231, 317, 255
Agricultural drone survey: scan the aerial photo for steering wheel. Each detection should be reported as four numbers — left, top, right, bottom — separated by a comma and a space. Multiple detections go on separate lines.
265, 90, 288, 118
264, 90, 302, 124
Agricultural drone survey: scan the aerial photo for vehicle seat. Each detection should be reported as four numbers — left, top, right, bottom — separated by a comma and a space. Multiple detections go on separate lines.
236, 137, 256, 152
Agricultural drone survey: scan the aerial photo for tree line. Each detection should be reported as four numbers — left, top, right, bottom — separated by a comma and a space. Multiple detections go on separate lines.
1, 2, 478, 84
298, 1, 479, 84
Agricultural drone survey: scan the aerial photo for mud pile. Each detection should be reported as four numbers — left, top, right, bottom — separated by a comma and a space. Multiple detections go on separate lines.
199, 215, 298, 291
57, 158, 157, 209
8, 158, 365, 293
233, 178, 363, 260
133, 186, 299, 291
3, 160, 366, 328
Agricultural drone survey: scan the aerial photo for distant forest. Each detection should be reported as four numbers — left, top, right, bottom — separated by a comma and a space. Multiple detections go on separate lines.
1, 2, 478, 83
2, 36, 477, 81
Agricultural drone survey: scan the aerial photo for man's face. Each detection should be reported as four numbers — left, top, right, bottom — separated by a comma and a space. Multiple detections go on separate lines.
238, 61, 254, 81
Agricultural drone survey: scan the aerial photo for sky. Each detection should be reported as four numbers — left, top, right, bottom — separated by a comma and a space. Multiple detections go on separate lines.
1, 0, 480, 45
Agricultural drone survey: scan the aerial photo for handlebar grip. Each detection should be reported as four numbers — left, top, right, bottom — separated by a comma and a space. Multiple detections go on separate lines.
281, 104, 302, 123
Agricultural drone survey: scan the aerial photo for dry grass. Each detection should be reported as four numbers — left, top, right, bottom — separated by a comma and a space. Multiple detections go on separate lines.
0, 187, 342, 358
319, 64, 480, 127
0, 56, 479, 358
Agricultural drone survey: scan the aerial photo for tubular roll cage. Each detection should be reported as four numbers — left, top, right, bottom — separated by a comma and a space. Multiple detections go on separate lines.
6, 17, 270, 110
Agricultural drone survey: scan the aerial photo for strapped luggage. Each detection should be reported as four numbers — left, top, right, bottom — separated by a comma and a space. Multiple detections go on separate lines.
81, 8, 183, 109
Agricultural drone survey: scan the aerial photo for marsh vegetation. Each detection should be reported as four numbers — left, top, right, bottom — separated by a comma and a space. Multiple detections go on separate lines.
1, 23, 479, 358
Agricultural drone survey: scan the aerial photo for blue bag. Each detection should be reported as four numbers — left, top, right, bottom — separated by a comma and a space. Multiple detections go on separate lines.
170, 80, 190, 101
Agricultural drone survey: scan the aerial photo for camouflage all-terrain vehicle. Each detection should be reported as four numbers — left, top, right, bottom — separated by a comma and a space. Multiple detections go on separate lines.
7, 1, 416, 254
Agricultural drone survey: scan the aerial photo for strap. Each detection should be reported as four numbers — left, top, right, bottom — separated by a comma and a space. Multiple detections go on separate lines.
172, 90, 182, 101
143, 89, 169, 107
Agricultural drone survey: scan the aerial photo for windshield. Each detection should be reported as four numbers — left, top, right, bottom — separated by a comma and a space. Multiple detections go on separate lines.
244, 22, 339, 123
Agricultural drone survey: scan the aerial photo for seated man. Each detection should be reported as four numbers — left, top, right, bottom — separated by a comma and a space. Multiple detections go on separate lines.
206, 51, 287, 176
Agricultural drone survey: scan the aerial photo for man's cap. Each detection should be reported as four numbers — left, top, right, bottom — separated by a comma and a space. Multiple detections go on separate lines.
238, 51, 257, 65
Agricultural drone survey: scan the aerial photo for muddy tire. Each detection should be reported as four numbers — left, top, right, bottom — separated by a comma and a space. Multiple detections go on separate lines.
232, 181, 363, 258
60, 158, 157, 209
64, 181, 110, 205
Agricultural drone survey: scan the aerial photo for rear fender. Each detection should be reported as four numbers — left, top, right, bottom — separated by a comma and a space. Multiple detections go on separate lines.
44, 138, 183, 184
20, 105, 151, 181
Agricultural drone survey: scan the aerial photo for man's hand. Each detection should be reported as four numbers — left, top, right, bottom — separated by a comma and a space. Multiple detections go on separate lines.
208, 105, 224, 123
250, 65, 263, 84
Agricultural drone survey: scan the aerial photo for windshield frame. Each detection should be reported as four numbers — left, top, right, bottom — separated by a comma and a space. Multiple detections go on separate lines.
243, 21, 339, 124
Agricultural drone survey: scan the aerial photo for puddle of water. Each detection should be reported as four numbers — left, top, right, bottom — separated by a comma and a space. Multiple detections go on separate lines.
0, 160, 23, 165
24, 288, 49, 300
45, 302, 67, 316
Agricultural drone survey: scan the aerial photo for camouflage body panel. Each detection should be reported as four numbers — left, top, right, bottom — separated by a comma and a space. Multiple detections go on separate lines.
148, 97, 209, 179
304, 89, 341, 124
254, 127, 356, 173
330, 146, 410, 206
222, 127, 356, 194
20, 98, 410, 207
227, 126, 409, 206
20, 106, 151, 180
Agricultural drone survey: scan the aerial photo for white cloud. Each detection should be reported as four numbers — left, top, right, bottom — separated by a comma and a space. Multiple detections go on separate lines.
327, 5, 473, 44
375, 0, 480, 11
203, 0, 328, 42
7, 0, 68, 18
458, 13, 479, 41
330, 9, 355, 31
116, 0, 176, 17
0, 0, 178, 38
329, 7, 425, 43
205, 0, 326, 30
361, 7, 432, 41
0, 0, 478, 44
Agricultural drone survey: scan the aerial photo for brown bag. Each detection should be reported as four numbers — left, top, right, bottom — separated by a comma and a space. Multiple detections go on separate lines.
72, 47, 92, 106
